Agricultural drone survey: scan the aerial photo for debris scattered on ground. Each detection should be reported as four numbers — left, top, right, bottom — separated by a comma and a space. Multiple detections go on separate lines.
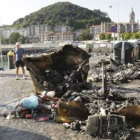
88, 57, 140, 84
3, 45, 140, 139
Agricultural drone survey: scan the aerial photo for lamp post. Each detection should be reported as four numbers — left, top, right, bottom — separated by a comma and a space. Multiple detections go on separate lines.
117, 0, 120, 40
109, 0, 120, 40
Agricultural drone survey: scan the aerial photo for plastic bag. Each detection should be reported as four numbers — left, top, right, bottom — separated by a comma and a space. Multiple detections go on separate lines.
21, 95, 39, 109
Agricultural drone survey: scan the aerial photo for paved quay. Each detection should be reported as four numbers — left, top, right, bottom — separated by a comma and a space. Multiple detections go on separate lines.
0, 69, 93, 140
1, 55, 140, 140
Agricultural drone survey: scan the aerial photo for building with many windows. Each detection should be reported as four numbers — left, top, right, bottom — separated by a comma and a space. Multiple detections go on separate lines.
17, 28, 28, 37
1, 27, 27, 38
53, 25, 72, 33
27, 25, 72, 42
100, 8, 139, 34
40, 31, 74, 42
90, 25, 101, 37
0, 24, 73, 43
27, 25, 52, 42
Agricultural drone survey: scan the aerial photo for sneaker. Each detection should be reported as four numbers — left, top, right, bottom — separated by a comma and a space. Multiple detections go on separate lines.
23, 76, 26, 80
16, 76, 19, 80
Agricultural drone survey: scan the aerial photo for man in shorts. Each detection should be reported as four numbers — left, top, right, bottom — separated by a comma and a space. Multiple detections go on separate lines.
14, 42, 26, 80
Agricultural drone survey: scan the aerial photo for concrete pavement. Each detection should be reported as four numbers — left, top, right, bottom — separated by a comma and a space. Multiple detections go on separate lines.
0, 69, 93, 140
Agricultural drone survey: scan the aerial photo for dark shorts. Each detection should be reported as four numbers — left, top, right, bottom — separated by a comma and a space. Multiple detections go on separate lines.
15, 60, 25, 67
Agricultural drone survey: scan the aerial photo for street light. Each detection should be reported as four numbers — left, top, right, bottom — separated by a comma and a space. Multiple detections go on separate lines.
109, 0, 120, 40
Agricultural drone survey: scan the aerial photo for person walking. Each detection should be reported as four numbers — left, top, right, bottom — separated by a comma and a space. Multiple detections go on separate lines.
14, 42, 26, 80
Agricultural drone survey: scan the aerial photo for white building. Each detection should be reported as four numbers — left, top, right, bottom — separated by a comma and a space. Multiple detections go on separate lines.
17, 28, 28, 37
74, 29, 83, 40
1, 25, 72, 42
1, 28, 16, 38
1, 27, 27, 38
54, 25, 72, 33
40, 31, 74, 42
27, 25, 52, 37
90, 25, 101, 35
27, 25, 52, 42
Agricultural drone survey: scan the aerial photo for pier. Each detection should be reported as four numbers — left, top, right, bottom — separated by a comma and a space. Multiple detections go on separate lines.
1, 43, 59, 55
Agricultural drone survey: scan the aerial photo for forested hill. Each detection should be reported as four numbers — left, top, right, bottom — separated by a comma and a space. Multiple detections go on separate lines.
12, 2, 111, 30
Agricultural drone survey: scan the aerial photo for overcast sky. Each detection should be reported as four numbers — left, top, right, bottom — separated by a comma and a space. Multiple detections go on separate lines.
0, 0, 139, 26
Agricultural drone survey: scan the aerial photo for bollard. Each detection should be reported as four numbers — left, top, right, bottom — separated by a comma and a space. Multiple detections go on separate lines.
7, 51, 15, 70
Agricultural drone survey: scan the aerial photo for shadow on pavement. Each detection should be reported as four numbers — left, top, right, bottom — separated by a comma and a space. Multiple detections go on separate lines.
0, 125, 52, 140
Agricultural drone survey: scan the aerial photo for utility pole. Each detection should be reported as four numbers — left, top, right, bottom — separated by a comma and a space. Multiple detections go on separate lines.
109, 0, 120, 40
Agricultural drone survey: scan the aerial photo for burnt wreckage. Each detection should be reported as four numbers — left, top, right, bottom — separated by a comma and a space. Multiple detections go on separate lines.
5, 44, 140, 139
23, 45, 90, 94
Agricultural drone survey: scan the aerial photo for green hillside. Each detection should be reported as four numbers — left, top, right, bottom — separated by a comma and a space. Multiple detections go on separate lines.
13, 2, 111, 30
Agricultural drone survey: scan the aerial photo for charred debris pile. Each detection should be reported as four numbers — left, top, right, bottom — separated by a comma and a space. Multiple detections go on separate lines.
88, 57, 140, 84
4, 45, 140, 139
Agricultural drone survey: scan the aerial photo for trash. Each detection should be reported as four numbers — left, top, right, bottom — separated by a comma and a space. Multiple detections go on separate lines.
100, 108, 106, 115
52, 97, 59, 102
46, 91, 55, 98
115, 105, 140, 121
73, 96, 82, 102
70, 121, 81, 130
4, 45, 140, 139
39, 104, 52, 110
40, 91, 56, 98
21, 95, 39, 109
6, 114, 16, 120
23, 44, 90, 94
55, 101, 89, 123
127, 79, 132, 83
26, 114, 33, 119
84, 114, 125, 136
36, 116, 50, 122
63, 123, 70, 129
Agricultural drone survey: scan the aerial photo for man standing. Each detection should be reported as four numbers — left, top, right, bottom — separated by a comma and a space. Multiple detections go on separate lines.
14, 42, 26, 80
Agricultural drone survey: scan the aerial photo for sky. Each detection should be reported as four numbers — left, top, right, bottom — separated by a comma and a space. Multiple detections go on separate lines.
0, 0, 140, 26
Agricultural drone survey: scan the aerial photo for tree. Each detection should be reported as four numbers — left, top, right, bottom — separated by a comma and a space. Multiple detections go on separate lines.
9, 32, 26, 44
20, 35, 26, 43
105, 33, 111, 40
1, 37, 9, 44
99, 33, 105, 40
12, 2, 111, 30
137, 32, 140, 39
131, 33, 139, 39
10, 32, 21, 44
123, 32, 131, 40
78, 29, 92, 41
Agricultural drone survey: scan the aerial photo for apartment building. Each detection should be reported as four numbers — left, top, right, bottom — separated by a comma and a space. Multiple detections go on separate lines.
100, 8, 139, 33
1, 28, 27, 38
26, 25, 52, 42
40, 31, 74, 42
54, 25, 72, 33
90, 25, 101, 36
